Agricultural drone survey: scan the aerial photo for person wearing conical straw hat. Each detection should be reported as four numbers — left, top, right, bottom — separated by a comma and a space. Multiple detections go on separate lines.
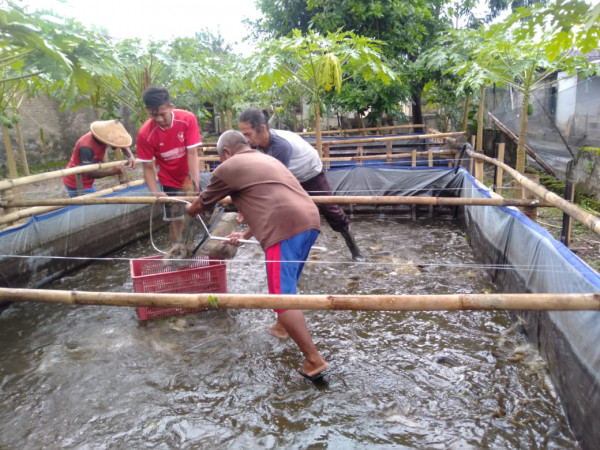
136, 86, 202, 244
62, 119, 136, 197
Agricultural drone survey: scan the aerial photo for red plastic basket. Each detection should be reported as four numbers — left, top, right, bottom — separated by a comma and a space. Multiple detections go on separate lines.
130, 255, 227, 320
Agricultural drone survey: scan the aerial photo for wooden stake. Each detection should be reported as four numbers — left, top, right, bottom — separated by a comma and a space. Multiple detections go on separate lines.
495, 143, 505, 195
1, 287, 598, 311
521, 174, 540, 221
561, 180, 575, 246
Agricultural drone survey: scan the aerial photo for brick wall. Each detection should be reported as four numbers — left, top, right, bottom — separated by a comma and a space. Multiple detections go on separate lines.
0, 95, 137, 177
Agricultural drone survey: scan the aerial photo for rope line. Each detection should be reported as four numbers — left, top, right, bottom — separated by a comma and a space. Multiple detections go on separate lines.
0, 253, 583, 272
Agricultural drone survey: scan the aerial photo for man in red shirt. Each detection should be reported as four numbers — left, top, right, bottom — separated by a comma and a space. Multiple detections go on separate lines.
136, 87, 202, 243
62, 120, 135, 197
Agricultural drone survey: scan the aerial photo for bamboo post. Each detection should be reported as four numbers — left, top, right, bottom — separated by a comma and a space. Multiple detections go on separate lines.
76, 174, 84, 196
469, 135, 476, 175
198, 145, 207, 172
411, 150, 417, 167
495, 143, 505, 195
1, 288, 598, 311
561, 180, 575, 246
386, 141, 392, 164
428, 148, 433, 167
2, 124, 20, 212
357, 145, 363, 165
521, 174, 539, 221
15, 121, 30, 176
323, 143, 330, 170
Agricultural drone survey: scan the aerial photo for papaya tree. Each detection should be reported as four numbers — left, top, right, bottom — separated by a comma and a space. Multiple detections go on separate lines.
248, 29, 396, 154
455, 0, 599, 186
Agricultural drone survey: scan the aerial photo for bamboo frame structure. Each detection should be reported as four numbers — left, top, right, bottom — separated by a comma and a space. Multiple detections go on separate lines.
468, 149, 600, 236
1, 287, 598, 311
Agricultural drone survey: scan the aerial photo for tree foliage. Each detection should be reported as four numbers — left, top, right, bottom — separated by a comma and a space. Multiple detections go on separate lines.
249, 29, 396, 150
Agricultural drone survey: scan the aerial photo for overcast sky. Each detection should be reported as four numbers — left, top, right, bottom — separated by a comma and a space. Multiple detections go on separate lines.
21, 0, 262, 54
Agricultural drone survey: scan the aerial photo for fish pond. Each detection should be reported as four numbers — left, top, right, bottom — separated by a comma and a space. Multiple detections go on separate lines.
0, 215, 578, 448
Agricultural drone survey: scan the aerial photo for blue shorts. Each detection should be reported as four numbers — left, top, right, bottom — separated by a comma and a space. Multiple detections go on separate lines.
161, 185, 185, 221
265, 229, 319, 313
65, 185, 96, 198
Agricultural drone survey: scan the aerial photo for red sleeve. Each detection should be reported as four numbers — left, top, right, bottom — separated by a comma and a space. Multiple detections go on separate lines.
185, 113, 202, 148
136, 122, 155, 161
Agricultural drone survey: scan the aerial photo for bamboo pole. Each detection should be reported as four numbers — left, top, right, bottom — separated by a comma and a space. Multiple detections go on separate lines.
561, 180, 575, 246
1, 287, 598, 311
470, 150, 600, 236
495, 143, 505, 195
1, 195, 553, 209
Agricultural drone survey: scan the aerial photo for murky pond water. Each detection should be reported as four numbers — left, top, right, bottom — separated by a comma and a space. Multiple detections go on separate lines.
0, 216, 578, 448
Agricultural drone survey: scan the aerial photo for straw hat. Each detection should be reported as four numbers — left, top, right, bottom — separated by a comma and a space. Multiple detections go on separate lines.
90, 120, 132, 147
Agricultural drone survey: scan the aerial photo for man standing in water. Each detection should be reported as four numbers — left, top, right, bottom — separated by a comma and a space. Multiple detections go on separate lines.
238, 107, 364, 261
185, 130, 328, 381
137, 86, 202, 244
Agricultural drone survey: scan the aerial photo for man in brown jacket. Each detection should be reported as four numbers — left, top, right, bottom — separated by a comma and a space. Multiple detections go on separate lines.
185, 130, 328, 381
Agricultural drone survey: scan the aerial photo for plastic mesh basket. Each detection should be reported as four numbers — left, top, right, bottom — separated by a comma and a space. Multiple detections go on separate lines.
130, 255, 227, 320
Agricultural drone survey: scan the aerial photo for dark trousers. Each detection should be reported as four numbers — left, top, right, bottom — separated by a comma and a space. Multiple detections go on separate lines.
301, 171, 349, 233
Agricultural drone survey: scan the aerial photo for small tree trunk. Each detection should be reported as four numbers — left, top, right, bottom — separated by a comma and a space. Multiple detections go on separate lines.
314, 102, 323, 157
462, 93, 471, 132
226, 109, 233, 130
219, 112, 226, 134
476, 85, 485, 152
411, 91, 424, 127
15, 121, 30, 176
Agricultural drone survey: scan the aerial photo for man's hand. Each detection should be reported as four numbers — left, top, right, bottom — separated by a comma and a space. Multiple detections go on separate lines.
223, 232, 245, 247
122, 147, 136, 169
185, 198, 202, 216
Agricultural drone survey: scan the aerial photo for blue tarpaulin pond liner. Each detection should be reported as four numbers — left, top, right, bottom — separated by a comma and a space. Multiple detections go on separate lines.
0, 184, 162, 288
1, 165, 599, 448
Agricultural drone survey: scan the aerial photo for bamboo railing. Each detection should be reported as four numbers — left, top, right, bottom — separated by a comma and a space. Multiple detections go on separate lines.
0, 160, 131, 192
1, 287, 598, 311
467, 149, 600, 237
0, 195, 553, 210
297, 124, 428, 137
0, 180, 145, 227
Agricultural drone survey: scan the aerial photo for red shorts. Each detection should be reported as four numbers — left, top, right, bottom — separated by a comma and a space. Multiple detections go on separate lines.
265, 229, 319, 313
